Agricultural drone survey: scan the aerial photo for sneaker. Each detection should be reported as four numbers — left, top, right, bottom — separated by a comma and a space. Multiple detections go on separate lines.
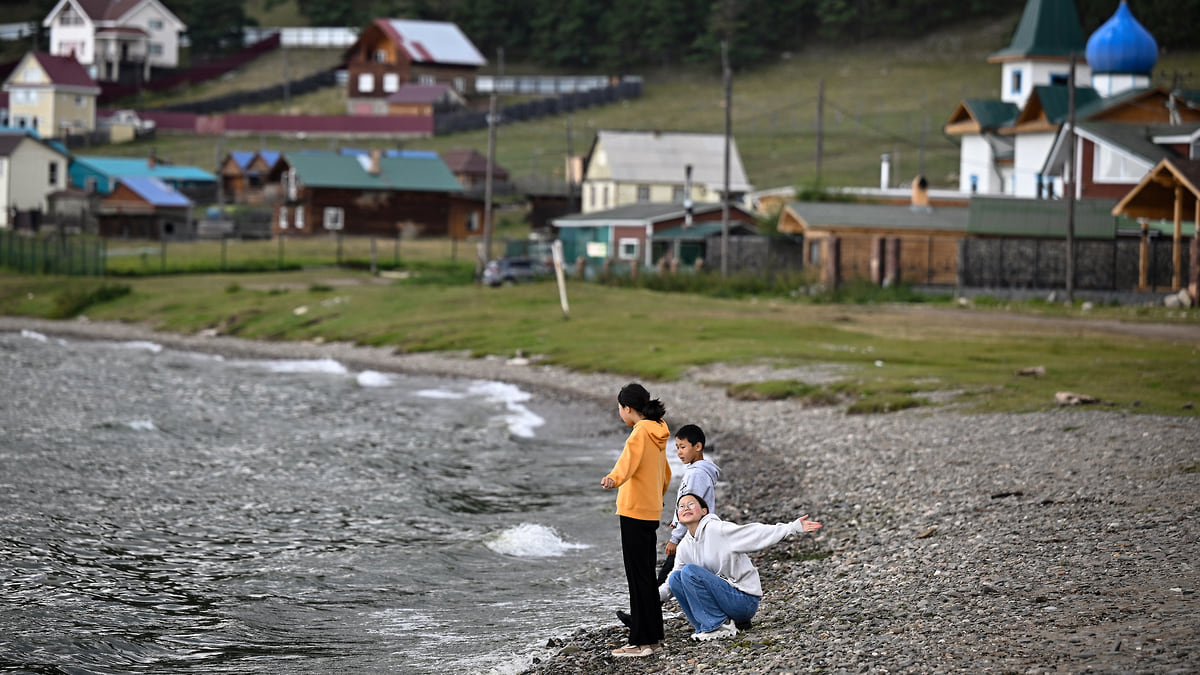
611, 643, 662, 657
616, 609, 632, 628
691, 619, 738, 642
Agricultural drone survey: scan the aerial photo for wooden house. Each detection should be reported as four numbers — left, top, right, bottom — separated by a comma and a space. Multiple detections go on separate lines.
2, 51, 100, 138
442, 147, 509, 194
43, 0, 186, 82
97, 175, 193, 239
268, 149, 482, 239
580, 130, 752, 214
219, 150, 281, 204
0, 130, 72, 229
552, 201, 758, 268
344, 18, 485, 116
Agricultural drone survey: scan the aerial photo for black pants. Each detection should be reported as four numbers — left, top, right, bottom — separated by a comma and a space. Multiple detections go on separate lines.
656, 552, 675, 586
620, 515, 664, 646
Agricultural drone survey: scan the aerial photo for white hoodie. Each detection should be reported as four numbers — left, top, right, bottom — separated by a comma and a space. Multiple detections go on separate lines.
659, 513, 807, 600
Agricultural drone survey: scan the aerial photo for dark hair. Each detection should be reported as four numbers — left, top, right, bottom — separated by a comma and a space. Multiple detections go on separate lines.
678, 492, 709, 511
675, 424, 705, 447
618, 382, 666, 421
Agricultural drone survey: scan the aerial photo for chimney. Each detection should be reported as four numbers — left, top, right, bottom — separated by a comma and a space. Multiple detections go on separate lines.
147, 147, 157, 169
911, 175, 929, 208
368, 148, 382, 175
880, 153, 891, 190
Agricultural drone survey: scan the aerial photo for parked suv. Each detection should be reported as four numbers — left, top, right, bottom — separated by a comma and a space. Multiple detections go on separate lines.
483, 258, 550, 286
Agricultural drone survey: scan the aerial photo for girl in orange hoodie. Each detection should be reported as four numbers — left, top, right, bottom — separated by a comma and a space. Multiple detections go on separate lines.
601, 382, 671, 657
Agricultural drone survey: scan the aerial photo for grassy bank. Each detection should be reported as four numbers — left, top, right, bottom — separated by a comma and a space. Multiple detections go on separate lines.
3, 269, 1197, 417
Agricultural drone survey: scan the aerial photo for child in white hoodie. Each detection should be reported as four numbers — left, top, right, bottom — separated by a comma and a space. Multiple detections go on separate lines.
659, 492, 821, 641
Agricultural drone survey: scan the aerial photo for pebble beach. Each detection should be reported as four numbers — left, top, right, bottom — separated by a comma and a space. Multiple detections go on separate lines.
3, 316, 1198, 674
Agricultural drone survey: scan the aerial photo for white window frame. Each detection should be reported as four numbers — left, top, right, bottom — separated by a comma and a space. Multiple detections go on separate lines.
418, 74, 435, 85
294, 207, 305, 230
1010, 69, 1022, 95
148, 18, 163, 29
617, 237, 639, 261
1093, 144, 1149, 184
285, 169, 298, 200
278, 206, 288, 229
323, 207, 344, 230
358, 73, 375, 93
383, 73, 399, 93
636, 185, 649, 202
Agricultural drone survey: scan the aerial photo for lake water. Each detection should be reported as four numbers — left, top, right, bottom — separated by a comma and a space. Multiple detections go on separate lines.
0, 329, 683, 674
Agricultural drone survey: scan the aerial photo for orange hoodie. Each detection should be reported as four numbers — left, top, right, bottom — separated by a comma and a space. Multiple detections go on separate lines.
606, 418, 672, 521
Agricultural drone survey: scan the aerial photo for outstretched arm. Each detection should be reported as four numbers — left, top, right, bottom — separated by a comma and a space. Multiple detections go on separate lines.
793, 515, 822, 533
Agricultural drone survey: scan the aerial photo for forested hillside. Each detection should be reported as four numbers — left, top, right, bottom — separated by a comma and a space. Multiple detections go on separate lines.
247, 0, 1197, 70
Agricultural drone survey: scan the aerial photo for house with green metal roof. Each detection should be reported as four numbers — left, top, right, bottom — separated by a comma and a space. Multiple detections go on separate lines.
552, 201, 758, 268
268, 149, 481, 238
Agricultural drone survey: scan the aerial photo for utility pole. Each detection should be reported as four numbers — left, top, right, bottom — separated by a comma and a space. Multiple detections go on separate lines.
481, 47, 503, 280
721, 39, 731, 278
1065, 52, 1077, 303
815, 78, 824, 185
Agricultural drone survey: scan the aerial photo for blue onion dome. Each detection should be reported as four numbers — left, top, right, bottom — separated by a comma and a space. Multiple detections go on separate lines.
1086, 1, 1158, 74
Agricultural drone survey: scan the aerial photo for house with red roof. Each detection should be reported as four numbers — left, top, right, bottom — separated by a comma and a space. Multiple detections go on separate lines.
43, 0, 186, 82
2, 52, 100, 138
344, 18, 486, 115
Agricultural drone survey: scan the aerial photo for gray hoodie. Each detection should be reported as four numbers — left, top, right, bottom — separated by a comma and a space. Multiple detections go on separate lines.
659, 513, 808, 600
669, 458, 721, 544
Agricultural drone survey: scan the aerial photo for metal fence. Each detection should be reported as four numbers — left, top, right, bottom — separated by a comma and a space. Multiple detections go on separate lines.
0, 230, 106, 276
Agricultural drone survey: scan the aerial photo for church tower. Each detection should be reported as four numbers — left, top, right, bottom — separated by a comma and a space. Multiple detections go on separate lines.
1086, 1, 1158, 97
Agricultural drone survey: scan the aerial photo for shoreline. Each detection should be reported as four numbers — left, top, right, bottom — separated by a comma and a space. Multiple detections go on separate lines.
3, 317, 1199, 674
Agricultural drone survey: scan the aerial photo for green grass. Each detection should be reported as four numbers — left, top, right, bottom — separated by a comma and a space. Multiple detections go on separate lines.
2, 269, 1197, 417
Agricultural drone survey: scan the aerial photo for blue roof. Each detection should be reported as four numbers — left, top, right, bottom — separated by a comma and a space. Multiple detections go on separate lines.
1086, 1, 1157, 75
119, 176, 193, 207
72, 156, 216, 182
257, 150, 280, 166
230, 151, 255, 169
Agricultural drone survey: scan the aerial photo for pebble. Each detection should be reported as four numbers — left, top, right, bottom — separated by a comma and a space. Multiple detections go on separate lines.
3, 317, 1198, 674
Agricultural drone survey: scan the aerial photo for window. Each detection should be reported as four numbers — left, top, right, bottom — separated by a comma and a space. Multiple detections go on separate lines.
323, 207, 344, 230
148, 19, 163, 29
13, 89, 36, 104
74, 95, 85, 106
588, 184, 596, 209
285, 169, 298, 200
636, 186, 649, 202
1094, 144, 1147, 182
374, 49, 387, 63
294, 207, 305, 230
149, 43, 163, 56
1010, 69, 1022, 95
49, 162, 58, 187
383, 73, 399, 93
1050, 73, 1068, 86
602, 186, 609, 207
418, 74, 436, 85
278, 206, 289, 229
672, 186, 684, 202
358, 73, 375, 93
21, 68, 39, 83
618, 238, 639, 261
808, 240, 820, 265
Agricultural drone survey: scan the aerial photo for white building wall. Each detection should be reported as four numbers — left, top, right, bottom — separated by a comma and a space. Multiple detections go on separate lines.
126, 3, 183, 68
999, 60, 1091, 109
49, 21, 94, 64
959, 135, 1005, 194
1012, 132, 1059, 198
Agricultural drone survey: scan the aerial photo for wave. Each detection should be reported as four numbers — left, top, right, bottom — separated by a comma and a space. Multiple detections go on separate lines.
485, 523, 589, 558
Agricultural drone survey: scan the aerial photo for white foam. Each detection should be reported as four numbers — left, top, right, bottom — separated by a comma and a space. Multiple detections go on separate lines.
118, 341, 163, 353
415, 388, 466, 399
485, 523, 589, 558
249, 358, 349, 375
127, 419, 156, 431
468, 381, 545, 438
356, 370, 396, 388
19, 329, 48, 342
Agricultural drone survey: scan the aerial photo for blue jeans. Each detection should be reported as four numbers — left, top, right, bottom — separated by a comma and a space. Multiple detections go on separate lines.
668, 563, 759, 633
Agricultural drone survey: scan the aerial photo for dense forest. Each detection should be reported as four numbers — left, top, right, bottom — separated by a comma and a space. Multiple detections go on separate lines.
252, 0, 1198, 70
12, 0, 1198, 67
